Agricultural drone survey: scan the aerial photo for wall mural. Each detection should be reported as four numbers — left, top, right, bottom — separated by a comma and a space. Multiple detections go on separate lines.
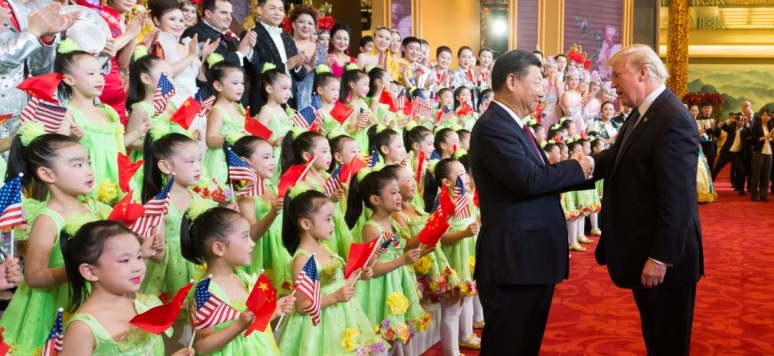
391, 0, 412, 38
563, 0, 623, 81
687, 64, 774, 119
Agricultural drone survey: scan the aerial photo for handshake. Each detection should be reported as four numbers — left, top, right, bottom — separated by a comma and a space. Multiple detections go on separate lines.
571, 153, 594, 178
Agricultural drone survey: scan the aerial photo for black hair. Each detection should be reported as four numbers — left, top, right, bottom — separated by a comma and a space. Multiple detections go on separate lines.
328, 134, 355, 173
330, 23, 351, 52
203, 0, 228, 13
149, 0, 184, 23
555, 53, 566, 61
478, 47, 494, 57
491, 50, 542, 92
457, 129, 471, 141
478, 89, 493, 111
591, 138, 605, 150
282, 190, 330, 254
547, 124, 563, 141
126, 53, 164, 113
402, 36, 421, 49
205, 60, 244, 92
279, 131, 326, 174
423, 158, 458, 210
289, 3, 318, 25
367, 66, 387, 98
181, 207, 243, 265
458, 154, 471, 176
380, 164, 405, 181
437, 88, 452, 102
260, 66, 290, 104
701, 101, 713, 108
453, 86, 471, 110
543, 142, 559, 153
340, 67, 368, 104
457, 46, 474, 58
141, 133, 196, 203
567, 140, 582, 154
403, 125, 432, 153
231, 135, 269, 159
434, 128, 456, 154
313, 70, 338, 96
532, 49, 543, 57
54, 50, 93, 101
360, 35, 373, 48
560, 119, 575, 131
344, 170, 397, 229
7, 134, 80, 199
64, 220, 141, 312
368, 127, 400, 159
436, 46, 452, 58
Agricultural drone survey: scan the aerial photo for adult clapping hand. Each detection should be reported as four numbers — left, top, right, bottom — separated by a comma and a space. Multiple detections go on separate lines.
27, 3, 79, 42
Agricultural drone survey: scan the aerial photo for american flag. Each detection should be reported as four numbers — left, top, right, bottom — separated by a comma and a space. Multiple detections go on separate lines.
295, 255, 321, 326
395, 89, 405, 110
323, 165, 344, 198
291, 105, 318, 130
374, 238, 392, 258
20, 97, 39, 124
130, 175, 174, 238
310, 94, 326, 135
454, 175, 471, 219
382, 231, 401, 250
153, 73, 175, 115
412, 92, 434, 118
41, 308, 64, 356
20, 98, 67, 133
356, 108, 368, 128
0, 175, 24, 230
436, 106, 453, 125
226, 148, 263, 197
429, 194, 440, 214
195, 91, 216, 117
366, 150, 379, 168
194, 277, 241, 329
430, 150, 442, 160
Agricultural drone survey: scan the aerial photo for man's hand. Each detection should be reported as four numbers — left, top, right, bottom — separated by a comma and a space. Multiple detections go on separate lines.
572, 153, 592, 177
238, 30, 256, 55
641, 258, 667, 288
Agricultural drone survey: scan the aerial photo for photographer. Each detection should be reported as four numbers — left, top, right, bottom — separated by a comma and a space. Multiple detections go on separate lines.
712, 113, 750, 195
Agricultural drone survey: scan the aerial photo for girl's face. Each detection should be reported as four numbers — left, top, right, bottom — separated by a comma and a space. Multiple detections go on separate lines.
580, 80, 589, 93
308, 201, 335, 241
267, 75, 292, 104
215, 69, 245, 102
91, 233, 146, 294
590, 81, 600, 95
47, 143, 95, 196
109, 0, 136, 14
560, 146, 569, 160
374, 29, 391, 52
437, 51, 452, 69
331, 30, 349, 53
582, 142, 591, 155
156, 9, 185, 38
445, 161, 470, 191
689, 106, 699, 119
162, 141, 202, 186
440, 91, 454, 109
390, 32, 401, 53
536, 126, 546, 142
479, 50, 493, 67
143, 59, 173, 90
65, 55, 106, 98
335, 139, 360, 166
414, 133, 434, 158
567, 124, 577, 138
381, 135, 407, 164
457, 89, 471, 105
567, 76, 579, 90
292, 13, 315, 40
311, 29, 319, 43
361, 41, 374, 54
458, 49, 474, 68
602, 103, 615, 119
317, 78, 341, 104
394, 167, 415, 200
351, 76, 370, 99
441, 132, 460, 157
419, 43, 429, 62
376, 179, 402, 212
221, 218, 254, 267
546, 63, 557, 76
547, 146, 561, 164
181, 4, 197, 27
459, 134, 470, 150
308, 137, 332, 171
245, 141, 275, 179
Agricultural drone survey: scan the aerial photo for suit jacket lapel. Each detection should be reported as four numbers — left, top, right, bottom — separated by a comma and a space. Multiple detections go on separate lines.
491, 104, 547, 165
610, 88, 671, 176
254, 24, 282, 62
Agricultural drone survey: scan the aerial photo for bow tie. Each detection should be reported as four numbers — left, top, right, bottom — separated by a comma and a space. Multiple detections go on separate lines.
266, 26, 283, 35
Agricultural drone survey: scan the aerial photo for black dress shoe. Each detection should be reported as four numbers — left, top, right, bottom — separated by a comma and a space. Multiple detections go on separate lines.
762, 197, 770, 202
739, 191, 747, 196
752, 196, 760, 202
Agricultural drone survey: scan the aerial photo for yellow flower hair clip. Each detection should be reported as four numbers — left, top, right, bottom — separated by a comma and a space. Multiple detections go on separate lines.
207, 53, 225, 67
19, 121, 46, 146
261, 62, 278, 74
316, 64, 332, 74
287, 182, 311, 199
57, 38, 81, 54
133, 45, 149, 62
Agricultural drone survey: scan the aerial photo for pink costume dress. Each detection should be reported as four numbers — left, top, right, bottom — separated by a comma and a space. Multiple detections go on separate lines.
330, 54, 355, 78
561, 91, 584, 131
542, 80, 564, 128
96, 6, 128, 125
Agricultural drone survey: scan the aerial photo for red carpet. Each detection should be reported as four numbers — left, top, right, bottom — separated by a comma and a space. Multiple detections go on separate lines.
423, 168, 774, 355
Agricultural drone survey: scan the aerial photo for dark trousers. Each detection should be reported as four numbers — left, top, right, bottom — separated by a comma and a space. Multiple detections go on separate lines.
751, 153, 773, 198
700, 141, 716, 172
632, 284, 697, 356
712, 151, 745, 190
478, 283, 555, 356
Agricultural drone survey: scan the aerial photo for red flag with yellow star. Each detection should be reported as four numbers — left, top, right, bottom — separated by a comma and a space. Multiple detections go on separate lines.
118, 153, 143, 194
244, 272, 277, 336
0, 327, 9, 355
170, 97, 203, 131
417, 209, 451, 246
345, 239, 380, 279
107, 191, 145, 227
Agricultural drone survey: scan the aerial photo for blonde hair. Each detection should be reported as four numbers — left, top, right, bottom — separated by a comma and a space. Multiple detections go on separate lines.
606, 44, 669, 84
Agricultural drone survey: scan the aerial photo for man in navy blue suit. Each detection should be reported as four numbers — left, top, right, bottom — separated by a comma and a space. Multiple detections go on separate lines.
469, 49, 593, 355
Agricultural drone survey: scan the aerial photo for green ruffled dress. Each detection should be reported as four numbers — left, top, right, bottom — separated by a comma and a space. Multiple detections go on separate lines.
345, 103, 372, 154
65, 294, 166, 356
204, 104, 246, 188
305, 175, 353, 258
0, 200, 110, 355
67, 104, 125, 199
440, 200, 478, 297
264, 106, 295, 184
277, 247, 389, 356
245, 185, 294, 296
353, 220, 430, 344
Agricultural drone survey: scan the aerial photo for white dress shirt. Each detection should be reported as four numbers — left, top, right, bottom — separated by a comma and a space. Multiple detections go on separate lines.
202, 20, 252, 62
763, 125, 772, 155
634, 84, 666, 129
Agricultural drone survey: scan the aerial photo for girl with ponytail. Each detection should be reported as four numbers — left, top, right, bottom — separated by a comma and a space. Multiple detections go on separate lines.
254, 63, 297, 182
340, 64, 375, 152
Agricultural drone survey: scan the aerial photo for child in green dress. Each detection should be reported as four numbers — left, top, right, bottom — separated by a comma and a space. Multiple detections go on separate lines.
0, 134, 123, 354
182, 208, 295, 355
368, 128, 407, 167
405, 125, 435, 210
277, 190, 387, 355
340, 66, 376, 152
59, 221, 190, 356
434, 128, 460, 160
55, 46, 150, 199
255, 64, 297, 183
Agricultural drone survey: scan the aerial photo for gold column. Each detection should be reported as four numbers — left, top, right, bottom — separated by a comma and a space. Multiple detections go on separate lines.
508, 0, 518, 50
622, 0, 634, 47
538, 0, 564, 55
665, 0, 689, 98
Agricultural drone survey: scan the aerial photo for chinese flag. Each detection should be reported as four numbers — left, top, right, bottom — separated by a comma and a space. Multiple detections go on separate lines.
345, 240, 379, 279
277, 156, 316, 198
107, 191, 145, 226
245, 116, 273, 141
457, 103, 473, 117
417, 210, 450, 246
415, 151, 425, 185
473, 188, 480, 208
244, 273, 277, 336
16, 73, 63, 104
0, 327, 9, 356
330, 102, 354, 125
402, 99, 414, 117
118, 153, 143, 193
348, 155, 366, 177
437, 183, 455, 219
130, 281, 193, 334
338, 163, 353, 185
379, 90, 398, 113
170, 97, 202, 130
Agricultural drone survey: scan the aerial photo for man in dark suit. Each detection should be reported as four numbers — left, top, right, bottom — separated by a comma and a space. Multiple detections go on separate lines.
613, 105, 633, 125
591, 44, 703, 355
469, 50, 593, 356
711, 113, 750, 195
181, 0, 256, 102
245, 0, 308, 111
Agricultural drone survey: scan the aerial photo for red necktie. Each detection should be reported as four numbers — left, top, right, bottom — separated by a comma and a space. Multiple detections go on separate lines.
522, 124, 543, 162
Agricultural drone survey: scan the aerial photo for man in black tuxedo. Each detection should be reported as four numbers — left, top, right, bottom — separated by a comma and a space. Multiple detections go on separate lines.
245, 0, 308, 111
591, 44, 703, 355
181, 0, 256, 102
613, 105, 632, 125
712, 113, 750, 195
469, 50, 593, 356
